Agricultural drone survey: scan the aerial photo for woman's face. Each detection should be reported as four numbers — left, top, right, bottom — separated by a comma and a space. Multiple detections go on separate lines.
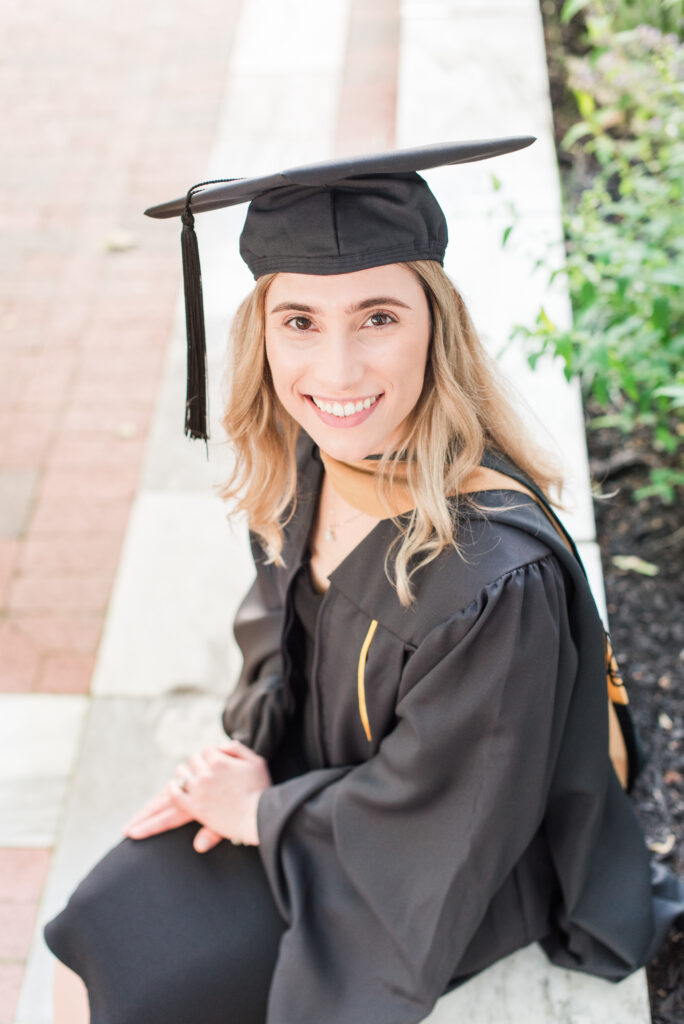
264, 263, 431, 462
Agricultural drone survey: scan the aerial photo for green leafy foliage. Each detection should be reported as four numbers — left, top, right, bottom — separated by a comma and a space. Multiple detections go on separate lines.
561, 0, 683, 35
512, 3, 684, 503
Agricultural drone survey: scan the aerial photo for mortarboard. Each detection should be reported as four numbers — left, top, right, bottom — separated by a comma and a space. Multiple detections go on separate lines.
144, 136, 536, 443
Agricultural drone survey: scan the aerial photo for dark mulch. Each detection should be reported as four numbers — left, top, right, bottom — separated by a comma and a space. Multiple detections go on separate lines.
538, 3, 684, 1018
586, 403, 684, 1023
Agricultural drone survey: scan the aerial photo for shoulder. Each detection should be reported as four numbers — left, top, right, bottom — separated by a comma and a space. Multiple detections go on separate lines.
407, 447, 577, 642
401, 505, 567, 645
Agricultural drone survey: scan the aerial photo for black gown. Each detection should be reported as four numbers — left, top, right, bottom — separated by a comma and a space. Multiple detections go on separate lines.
43, 558, 325, 1024
43, 439, 684, 1024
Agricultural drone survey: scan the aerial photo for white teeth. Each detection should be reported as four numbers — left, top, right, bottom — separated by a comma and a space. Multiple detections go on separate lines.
311, 395, 379, 418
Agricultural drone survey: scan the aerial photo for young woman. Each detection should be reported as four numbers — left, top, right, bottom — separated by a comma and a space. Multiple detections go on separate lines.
44, 141, 683, 1024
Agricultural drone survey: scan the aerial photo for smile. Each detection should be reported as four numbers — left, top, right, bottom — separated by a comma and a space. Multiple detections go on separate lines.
310, 395, 381, 418
306, 393, 384, 429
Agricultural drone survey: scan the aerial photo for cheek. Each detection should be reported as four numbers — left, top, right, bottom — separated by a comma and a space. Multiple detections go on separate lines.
394, 331, 430, 404
264, 337, 297, 399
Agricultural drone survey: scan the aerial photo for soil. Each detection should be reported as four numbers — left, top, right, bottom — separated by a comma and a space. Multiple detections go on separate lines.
586, 404, 684, 1023
539, 5, 684, 1021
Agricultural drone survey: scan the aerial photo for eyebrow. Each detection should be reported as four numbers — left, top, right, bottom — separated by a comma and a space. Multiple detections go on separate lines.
268, 296, 412, 315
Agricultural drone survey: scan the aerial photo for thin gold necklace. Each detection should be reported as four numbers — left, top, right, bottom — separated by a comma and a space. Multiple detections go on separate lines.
324, 482, 364, 542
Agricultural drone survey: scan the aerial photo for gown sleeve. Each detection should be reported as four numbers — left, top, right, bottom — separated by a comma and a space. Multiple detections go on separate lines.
256, 553, 578, 1024
222, 535, 291, 759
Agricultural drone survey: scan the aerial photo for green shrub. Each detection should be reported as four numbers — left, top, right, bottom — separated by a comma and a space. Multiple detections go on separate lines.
561, 0, 683, 37
511, 3, 684, 503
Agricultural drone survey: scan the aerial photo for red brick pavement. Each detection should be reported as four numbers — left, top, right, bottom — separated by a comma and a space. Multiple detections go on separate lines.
0, 0, 243, 696
0, 0, 399, 1016
0, 850, 50, 1024
1, 0, 245, 1018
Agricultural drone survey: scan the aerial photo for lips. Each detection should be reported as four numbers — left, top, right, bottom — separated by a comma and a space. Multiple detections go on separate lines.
306, 393, 383, 428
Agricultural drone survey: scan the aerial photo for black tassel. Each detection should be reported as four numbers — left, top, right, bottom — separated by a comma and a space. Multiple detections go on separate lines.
181, 200, 209, 445
178, 178, 243, 450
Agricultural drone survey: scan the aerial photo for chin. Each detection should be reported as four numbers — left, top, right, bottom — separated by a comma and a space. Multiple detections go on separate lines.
309, 429, 382, 463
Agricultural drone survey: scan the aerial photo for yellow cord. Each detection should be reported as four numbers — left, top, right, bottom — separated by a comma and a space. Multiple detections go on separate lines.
357, 620, 378, 741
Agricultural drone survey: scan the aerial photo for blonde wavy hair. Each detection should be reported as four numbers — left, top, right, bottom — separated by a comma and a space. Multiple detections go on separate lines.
219, 260, 565, 606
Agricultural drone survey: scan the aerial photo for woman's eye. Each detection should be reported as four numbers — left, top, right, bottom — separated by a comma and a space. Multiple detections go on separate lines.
366, 312, 395, 327
286, 316, 313, 331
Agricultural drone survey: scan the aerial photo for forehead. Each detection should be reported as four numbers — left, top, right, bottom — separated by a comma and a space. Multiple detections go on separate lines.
265, 263, 425, 311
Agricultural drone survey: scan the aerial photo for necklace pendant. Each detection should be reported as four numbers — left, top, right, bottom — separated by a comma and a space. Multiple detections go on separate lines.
325, 525, 335, 543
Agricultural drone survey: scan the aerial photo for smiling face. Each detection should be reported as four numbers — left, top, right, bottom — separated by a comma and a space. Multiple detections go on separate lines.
264, 263, 432, 462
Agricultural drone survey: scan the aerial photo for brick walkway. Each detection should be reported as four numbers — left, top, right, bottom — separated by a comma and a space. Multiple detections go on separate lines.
0, 0, 243, 698
0, 1, 247, 1018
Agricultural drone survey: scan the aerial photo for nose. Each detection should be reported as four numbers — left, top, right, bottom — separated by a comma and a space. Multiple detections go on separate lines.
316, 329, 365, 394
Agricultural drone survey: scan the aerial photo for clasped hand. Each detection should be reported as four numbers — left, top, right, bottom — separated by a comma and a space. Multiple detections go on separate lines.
122, 738, 272, 854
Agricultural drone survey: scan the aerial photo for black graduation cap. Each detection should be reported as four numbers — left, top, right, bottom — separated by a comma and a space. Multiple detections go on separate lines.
144, 136, 536, 443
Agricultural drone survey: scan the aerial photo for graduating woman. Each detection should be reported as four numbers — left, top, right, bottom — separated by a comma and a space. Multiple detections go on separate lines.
44, 138, 683, 1024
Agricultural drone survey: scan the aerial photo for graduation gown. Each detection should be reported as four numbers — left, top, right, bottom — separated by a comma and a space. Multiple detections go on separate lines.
223, 433, 682, 1024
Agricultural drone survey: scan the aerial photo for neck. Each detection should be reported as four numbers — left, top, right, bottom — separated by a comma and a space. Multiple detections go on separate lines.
318, 449, 416, 518
318, 445, 513, 519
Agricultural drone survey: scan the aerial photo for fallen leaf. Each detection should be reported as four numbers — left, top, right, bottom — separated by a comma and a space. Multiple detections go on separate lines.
664, 770, 682, 787
611, 554, 659, 576
114, 421, 138, 439
658, 674, 672, 690
103, 228, 137, 253
647, 833, 676, 857
658, 712, 674, 731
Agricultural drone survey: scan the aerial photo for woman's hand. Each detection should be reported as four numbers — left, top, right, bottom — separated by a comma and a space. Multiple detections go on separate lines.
122, 738, 272, 854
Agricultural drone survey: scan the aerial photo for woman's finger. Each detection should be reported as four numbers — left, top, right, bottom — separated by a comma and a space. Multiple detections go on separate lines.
218, 738, 265, 764
122, 786, 175, 830
125, 785, 191, 833
193, 826, 224, 853
168, 778, 196, 807
124, 803, 190, 838
204, 745, 237, 765
127, 803, 187, 832
187, 751, 211, 777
